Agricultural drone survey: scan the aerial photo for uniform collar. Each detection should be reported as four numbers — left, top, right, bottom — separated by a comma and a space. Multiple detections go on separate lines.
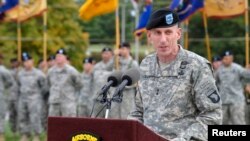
159, 46, 186, 77
143, 45, 187, 77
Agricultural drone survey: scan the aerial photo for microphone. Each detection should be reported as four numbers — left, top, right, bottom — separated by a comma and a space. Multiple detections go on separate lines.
112, 68, 140, 102
97, 71, 122, 103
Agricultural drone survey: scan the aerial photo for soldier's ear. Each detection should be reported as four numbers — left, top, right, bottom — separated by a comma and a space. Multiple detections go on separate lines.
177, 28, 182, 40
147, 31, 152, 44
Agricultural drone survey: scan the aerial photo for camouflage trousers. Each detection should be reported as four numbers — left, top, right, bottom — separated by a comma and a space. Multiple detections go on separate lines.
49, 102, 77, 117
18, 98, 43, 135
41, 98, 49, 131
245, 104, 250, 124
0, 95, 6, 133
222, 103, 246, 125
8, 100, 18, 133
89, 101, 105, 118
77, 104, 89, 117
108, 88, 136, 119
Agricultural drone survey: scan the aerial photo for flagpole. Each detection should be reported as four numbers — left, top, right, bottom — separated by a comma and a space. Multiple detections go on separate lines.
115, 5, 120, 70
245, 0, 249, 66
134, 2, 140, 63
43, 0, 48, 72
121, 1, 126, 43
17, 0, 22, 62
184, 19, 189, 50
202, 10, 212, 62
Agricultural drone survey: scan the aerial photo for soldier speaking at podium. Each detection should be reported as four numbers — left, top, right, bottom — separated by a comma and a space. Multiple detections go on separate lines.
128, 8, 222, 141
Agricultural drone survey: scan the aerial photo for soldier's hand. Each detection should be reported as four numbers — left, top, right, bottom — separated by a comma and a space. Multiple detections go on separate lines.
245, 84, 250, 93
246, 64, 250, 69
114, 49, 120, 56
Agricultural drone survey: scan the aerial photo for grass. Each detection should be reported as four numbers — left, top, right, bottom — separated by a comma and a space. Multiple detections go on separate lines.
4, 122, 47, 141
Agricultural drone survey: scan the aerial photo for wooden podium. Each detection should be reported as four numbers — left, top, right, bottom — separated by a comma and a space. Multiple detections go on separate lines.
47, 117, 167, 141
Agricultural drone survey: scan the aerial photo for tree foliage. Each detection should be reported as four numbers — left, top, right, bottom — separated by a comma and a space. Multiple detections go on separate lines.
0, 0, 86, 70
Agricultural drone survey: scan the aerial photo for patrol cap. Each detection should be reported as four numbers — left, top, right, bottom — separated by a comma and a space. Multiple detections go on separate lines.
146, 8, 179, 30
212, 55, 221, 62
222, 50, 233, 57
83, 57, 93, 64
47, 55, 55, 61
119, 42, 130, 49
22, 52, 32, 61
56, 48, 67, 55
102, 47, 112, 53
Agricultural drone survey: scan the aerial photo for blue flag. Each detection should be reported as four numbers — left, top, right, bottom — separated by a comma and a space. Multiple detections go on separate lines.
134, 4, 152, 37
0, 0, 18, 19
169, 0, 204, 21
0, 0, 18, 13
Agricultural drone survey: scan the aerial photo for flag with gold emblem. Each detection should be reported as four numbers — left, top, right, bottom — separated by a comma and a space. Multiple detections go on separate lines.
79, 0, 118, 21
205, 0, 246, 18
3, 0, 47, 22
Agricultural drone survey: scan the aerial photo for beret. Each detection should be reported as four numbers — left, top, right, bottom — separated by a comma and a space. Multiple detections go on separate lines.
22, 52, 32, 61
146, 8, 179, 30
56, 48, 67, 55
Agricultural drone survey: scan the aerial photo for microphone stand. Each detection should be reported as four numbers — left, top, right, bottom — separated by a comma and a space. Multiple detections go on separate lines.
105, 98, 111, 119
98, 83, 126, 119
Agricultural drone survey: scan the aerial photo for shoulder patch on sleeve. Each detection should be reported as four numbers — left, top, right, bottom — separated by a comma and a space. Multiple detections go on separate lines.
207, 90, 220, 103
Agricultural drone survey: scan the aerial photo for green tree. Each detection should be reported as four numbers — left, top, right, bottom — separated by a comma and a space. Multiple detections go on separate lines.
0, 0, 86, 70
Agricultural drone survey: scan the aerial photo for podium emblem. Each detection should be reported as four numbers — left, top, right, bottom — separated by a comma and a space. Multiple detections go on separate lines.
71, 132, 102, 141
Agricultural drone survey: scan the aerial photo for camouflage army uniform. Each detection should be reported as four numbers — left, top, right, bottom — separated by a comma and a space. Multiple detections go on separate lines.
128, 47, 222, 141
91, 60, 113, 118
47, 64, 82, 117
77, 72, 93, 117
216, 63, 250, 124
109, 57, 138, 119
0, 65, 13, 134
17, 68, 46, 135
40, 70, 49, 131
8, 68, 19, 133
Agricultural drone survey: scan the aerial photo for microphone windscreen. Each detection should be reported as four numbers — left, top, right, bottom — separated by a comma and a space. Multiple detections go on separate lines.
107, 71, 123, 87
122, 68, 140, 86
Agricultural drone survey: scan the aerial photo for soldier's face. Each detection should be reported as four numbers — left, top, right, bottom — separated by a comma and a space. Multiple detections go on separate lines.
212, 61, 221, 70
48, 60, 55, 68
56, 54, 67, 65
84, 63, 93, 72
119, 47, 130, 57
147, 25, 181, 58
102, 51, 113, 62
23, 60, 33, 69
222, 55, 233, 66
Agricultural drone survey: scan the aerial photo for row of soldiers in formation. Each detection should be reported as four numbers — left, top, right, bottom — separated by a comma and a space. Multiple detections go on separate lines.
0, 42, 138, 141
1, 45, 250, 141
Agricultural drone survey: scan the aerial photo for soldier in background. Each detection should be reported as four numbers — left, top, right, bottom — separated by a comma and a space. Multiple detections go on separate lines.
111, 42, 138, 119
47, 49, 82, 117
8, 58, 20, 134
91, 47, 113, 118
47, 55, 55, 68
17, 52, 46, 141
216, 50, 250, 125
40, 55, 55, 132
212, 55, 221, 71
38, 59, 47, 71
77, 57, 95, 117
128, 8, 222, 140
0, 54, 14, 141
